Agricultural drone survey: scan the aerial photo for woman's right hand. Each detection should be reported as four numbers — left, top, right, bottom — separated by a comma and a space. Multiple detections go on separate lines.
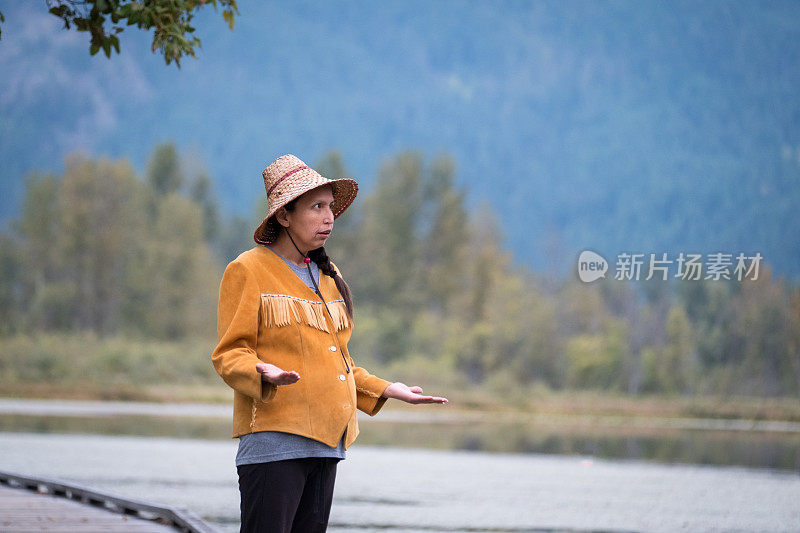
256, 363, 300, 386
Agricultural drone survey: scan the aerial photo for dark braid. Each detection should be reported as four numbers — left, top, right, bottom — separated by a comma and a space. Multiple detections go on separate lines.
308, 246, 354, 320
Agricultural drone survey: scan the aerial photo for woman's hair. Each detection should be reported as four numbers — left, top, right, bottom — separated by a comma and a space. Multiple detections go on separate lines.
282, 194, 355, 319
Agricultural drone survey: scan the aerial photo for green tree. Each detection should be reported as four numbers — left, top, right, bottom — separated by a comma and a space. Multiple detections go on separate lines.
0, 233, 23, 334
735, 267, 794, 396
143, 193, 218, 338
679, 279, 744, 369
641, 305, 697, 394
663, 304, 697, 394
58, 155, 145, 335
559, 280, 609, 337
420, 154, 469, 313
147, 143, 184, 197
14, 172, 63, 329
189, 171, 220, 242
565, 317, 627, 390
375, 151, 425, 309
7, 148, 221, 341
355, 152, 425, 309
788, 285, 800, 395
448, 203, 510, 383
485, 273, 562, 387
0, 1, 239, 67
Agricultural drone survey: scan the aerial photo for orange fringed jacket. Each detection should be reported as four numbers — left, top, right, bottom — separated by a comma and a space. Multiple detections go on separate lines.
211, 245, 392, 448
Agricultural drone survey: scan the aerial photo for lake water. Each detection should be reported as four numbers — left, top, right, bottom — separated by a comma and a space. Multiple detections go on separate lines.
0, 399, 798, 532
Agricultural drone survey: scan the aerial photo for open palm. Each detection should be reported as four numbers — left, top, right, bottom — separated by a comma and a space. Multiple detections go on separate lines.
256, 363, 300, 385
383, 382, 448, 404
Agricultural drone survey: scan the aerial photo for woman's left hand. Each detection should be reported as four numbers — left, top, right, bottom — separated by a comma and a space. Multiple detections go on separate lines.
382, 382, 448, 404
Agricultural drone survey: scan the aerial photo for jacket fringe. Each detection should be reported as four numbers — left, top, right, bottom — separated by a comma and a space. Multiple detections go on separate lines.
250, 399, 259, 430
261, 294, 351, 332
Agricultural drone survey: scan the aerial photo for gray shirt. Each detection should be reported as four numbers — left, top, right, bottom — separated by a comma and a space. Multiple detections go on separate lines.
236, 247, 346, 466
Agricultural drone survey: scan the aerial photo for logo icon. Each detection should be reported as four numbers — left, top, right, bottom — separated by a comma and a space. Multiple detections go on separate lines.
578, 250, 608, 282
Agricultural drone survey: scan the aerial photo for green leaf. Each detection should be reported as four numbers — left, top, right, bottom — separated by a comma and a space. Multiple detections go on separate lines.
90, 43, 100, 55
222, 9, 234, 30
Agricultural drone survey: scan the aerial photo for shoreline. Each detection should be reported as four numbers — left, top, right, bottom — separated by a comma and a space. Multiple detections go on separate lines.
2, 397, 799, 434
2, 381, 800, 421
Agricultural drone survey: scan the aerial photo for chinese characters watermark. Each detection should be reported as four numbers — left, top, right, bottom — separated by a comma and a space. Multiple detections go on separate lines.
577, 251, 762, 282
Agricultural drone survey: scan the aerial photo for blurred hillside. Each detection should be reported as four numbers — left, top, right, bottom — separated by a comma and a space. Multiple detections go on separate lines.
1, 0, 799, 277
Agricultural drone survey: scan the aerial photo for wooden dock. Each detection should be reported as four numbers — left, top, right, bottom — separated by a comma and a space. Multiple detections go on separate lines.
0, 470, 218, 532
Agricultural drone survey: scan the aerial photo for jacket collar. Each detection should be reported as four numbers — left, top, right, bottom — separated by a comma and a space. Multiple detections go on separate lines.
255, 245, 339, 302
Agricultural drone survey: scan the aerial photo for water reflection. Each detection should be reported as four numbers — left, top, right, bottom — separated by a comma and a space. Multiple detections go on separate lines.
358, 420, 800, 473
2, 412, 797, 474
0, 413, 230, 439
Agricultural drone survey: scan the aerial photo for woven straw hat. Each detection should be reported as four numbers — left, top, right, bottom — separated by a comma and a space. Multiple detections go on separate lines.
254, 154, 359, 244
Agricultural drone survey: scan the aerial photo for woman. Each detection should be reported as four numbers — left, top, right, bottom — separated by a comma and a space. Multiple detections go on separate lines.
211, 154, 448, 533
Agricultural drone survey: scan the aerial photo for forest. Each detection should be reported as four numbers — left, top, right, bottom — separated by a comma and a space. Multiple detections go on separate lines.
1, 144, 798, 404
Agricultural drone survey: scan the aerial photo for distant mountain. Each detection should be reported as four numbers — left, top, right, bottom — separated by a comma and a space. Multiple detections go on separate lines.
1, 0, 799, 278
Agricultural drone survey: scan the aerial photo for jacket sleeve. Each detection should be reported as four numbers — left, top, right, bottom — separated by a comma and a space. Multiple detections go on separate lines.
211, 260, 277, 403
351, 357, 392, 416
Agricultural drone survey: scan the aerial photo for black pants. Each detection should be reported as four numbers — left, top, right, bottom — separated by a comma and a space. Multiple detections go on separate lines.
237, 457, 339, 533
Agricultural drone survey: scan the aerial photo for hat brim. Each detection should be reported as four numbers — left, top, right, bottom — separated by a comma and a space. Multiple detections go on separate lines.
254, 178, 358, 245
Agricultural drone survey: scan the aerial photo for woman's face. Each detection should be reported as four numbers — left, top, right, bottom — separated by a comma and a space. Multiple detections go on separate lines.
279, 185, 335, 251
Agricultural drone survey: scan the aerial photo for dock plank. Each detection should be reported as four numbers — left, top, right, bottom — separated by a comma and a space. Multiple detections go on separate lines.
0, 485, 175, 532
